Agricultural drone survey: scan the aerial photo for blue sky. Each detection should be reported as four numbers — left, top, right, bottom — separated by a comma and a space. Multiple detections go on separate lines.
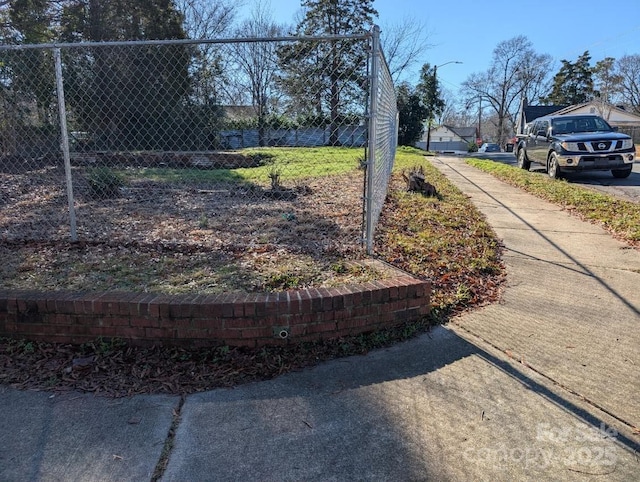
241, 0, 640, 94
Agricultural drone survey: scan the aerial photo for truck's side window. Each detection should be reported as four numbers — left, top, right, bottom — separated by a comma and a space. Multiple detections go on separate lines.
531, 121, 540, 136
536, 121, 549, 137
527, 123, 536, 136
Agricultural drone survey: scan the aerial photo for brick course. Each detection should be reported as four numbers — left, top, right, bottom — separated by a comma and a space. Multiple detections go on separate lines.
0, 269, 430, 347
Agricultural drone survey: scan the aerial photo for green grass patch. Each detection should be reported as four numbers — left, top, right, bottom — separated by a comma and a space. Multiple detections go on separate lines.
120, 147, 364, 186
465, 158, 640, 243
3, 146, 506, 320
0, 146, 513, 396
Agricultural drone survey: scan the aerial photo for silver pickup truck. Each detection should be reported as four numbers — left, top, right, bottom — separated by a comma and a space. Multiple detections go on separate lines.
515, 114, 636, 179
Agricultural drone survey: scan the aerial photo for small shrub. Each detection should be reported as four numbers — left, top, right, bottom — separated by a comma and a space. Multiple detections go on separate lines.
268, 164, 282, 190
198, 213, 209, 229
87, 167, 124, 198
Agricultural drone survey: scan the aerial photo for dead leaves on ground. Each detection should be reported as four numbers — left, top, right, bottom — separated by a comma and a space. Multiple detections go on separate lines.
1, 165, 507, 396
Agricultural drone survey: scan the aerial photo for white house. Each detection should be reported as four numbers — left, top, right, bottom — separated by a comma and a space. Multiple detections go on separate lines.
552, 101, 640, 128
416, 125, 477, 153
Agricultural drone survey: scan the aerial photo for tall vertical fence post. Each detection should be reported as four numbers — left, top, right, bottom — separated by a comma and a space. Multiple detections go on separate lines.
54, 47, 78, 241
365, 25, 381, 255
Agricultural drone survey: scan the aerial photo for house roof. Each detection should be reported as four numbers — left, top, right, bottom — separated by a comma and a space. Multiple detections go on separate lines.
447, 126, 476, 139
551, 102, 640, 123
551, 102, 591, 116
522, 105, 566, 124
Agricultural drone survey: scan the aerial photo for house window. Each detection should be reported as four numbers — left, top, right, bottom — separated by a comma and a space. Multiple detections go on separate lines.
439, 137, 443, 141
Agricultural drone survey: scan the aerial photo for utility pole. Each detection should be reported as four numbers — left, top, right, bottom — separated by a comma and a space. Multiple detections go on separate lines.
477, 96, 482, 142
425, 65, 436, 152
426, 61, 461, 151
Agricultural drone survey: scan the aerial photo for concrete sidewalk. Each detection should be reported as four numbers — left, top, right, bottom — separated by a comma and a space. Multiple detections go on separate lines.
1, 155, 639, 481
430, 155, 640, 429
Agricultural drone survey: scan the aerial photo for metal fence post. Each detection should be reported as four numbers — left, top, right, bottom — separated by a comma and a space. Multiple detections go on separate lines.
365, 25, 380, 255
54, 48, 78, 241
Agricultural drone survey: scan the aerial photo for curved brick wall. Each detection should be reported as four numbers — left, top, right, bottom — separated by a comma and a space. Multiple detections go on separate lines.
0, 266, 430, 347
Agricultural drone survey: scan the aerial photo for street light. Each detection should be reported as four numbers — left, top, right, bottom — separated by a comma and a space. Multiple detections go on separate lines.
426, 61, 462, 152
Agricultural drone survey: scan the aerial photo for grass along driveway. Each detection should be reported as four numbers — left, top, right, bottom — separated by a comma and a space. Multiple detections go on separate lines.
466, 158, 640, 248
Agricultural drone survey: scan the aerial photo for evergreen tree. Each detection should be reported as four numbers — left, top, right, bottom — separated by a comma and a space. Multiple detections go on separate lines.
7, 0, 57, 124
277, 0, 377, 144
396, 82, 428, 146
60, 0, 192, 150
543, 51, 595, 105
416, 63, 444, 150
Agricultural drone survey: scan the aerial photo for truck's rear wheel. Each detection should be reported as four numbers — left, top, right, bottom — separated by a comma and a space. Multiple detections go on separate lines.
547, 153, 562, 179
517, 148, 531, 170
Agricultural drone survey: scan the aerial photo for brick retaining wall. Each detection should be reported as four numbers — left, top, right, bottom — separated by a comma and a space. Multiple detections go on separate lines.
0, 272, 430, 347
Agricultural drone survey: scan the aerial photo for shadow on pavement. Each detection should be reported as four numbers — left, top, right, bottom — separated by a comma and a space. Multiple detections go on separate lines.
445, 160, 639, 318
163, 325, 639, 481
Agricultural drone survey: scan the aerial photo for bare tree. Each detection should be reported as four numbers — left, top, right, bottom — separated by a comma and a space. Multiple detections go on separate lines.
380, 15, 433, 84
616, 54, 640, 114
442, 101, 475, 131
175, 0, 240, 107
177, 0, 238, 39
592, 57, 624, 120
231, 1, 285, 145
437, 86, 456, 125
461, 35, 550, 146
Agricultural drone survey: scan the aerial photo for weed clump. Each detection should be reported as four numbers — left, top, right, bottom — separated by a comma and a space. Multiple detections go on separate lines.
87, 167, 125, 199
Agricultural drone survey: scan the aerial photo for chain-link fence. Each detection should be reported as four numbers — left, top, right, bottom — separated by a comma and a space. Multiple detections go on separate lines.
364, 29, 397, 253
0, 28, 396, 263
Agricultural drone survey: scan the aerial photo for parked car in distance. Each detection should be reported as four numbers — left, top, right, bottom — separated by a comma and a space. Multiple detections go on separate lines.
478, 143, 501, 153
514, 114, 635, 179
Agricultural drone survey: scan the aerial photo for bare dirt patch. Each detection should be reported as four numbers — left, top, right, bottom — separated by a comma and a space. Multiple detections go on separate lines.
1, 164, 382, 293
